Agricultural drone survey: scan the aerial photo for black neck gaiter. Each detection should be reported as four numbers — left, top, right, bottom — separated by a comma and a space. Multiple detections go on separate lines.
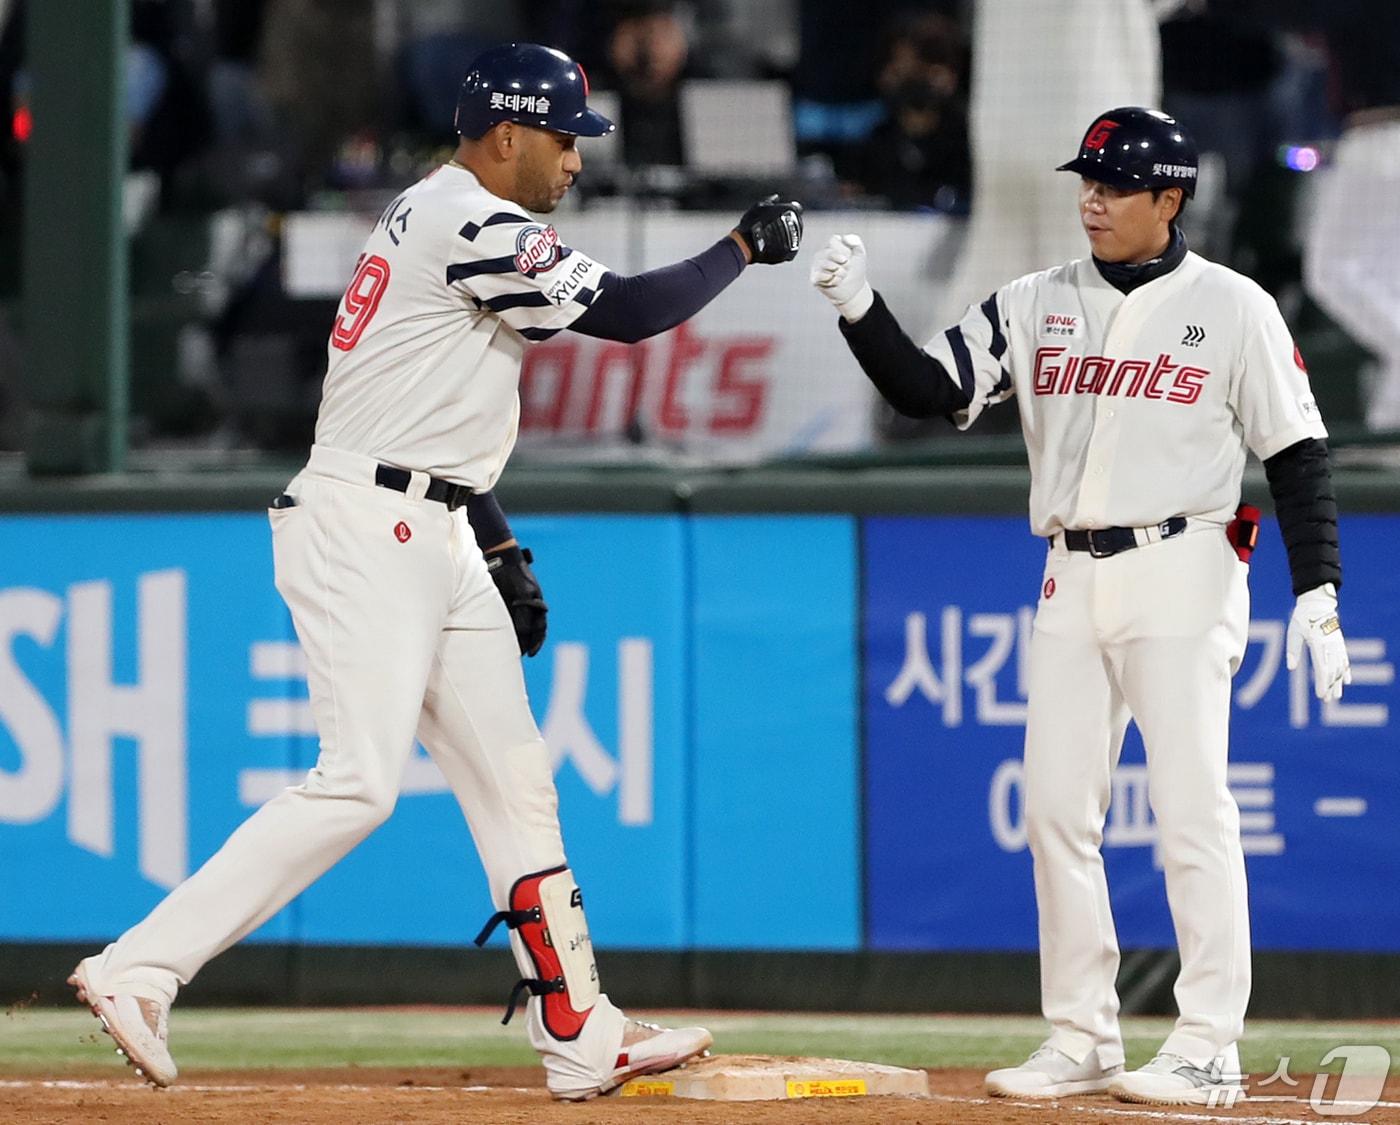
1093, 226, 1188, 294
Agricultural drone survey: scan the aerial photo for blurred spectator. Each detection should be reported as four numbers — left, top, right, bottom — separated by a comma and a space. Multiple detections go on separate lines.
128, 0, 213, 205
846, 11, 971, 211
1241, 0, 1400, 431
1158, 5, 1285, 261
257, 0, 383, 195
207, 0, 272, 146
394, 1, 524, 137
937, 0, 1160, 326
593, 0, 703, 168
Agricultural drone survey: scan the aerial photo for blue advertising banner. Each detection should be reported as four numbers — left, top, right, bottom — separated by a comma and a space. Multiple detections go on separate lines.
0, 511, 861, 953
0, 512, 693, 950
690, 516, 860, 950
863, 515, 1400, 953
0, 513, 297, 943
298, 514, 693, 948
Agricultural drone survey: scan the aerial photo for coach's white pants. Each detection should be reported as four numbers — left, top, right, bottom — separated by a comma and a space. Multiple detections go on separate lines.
1025, 527, 1251, 1070
1306, 120, 1400, 430
81, 445, 625, 1084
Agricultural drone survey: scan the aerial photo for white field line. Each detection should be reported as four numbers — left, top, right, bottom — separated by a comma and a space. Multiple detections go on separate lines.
0, 1079, 535, 1094
927, 1091, 1391, 1123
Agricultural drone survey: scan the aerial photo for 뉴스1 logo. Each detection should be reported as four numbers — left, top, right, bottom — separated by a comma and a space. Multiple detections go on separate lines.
515, 225, 562, 274
1043, 313, 1080, 338
1084, 119, 1120, 151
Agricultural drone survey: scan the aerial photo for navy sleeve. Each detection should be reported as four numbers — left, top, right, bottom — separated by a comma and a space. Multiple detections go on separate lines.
568, 237, 747, 344
466, 490, 514, 553
838, 290, 972, 419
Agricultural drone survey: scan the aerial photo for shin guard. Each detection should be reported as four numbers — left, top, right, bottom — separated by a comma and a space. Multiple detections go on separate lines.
475, 865, 599, 1041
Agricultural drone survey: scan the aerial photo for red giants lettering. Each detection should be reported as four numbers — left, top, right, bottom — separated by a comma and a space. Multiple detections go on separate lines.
519, 321, 773, 437
1032, 347, 1208, 405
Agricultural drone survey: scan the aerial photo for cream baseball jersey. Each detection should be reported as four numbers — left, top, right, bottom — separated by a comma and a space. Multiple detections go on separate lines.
923, 251, 1326, 536
314, 164, 608, 489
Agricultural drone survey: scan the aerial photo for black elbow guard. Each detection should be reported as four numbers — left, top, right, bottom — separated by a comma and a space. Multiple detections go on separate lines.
1263, 438, 1342, 594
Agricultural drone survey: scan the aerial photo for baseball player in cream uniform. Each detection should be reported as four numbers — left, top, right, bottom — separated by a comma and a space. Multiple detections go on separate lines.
813, 107, 1350, 1106
69, 43, 802, 1100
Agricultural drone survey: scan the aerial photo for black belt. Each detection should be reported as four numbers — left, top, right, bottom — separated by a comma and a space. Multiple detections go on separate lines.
374, 464, 473, 511
1063, 517, 1187, 558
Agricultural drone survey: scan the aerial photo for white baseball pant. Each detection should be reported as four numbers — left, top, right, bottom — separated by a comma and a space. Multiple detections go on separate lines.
78, 444, 626, 1086
1024, 525, 1251, 1071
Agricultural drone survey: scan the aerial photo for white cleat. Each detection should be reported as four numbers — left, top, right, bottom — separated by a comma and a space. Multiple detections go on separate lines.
552, 1018, 713, 1101
986, 1043, 1122, 1098
68, 960, 177, 1088
1110, 1049, 1246, 1106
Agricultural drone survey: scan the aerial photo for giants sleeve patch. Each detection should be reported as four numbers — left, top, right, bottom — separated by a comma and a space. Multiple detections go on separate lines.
515, 225, 562, 274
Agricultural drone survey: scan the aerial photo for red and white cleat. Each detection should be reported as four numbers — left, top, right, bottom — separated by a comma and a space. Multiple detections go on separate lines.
68, 960, 178, 1088
553, 1018, 713, 1101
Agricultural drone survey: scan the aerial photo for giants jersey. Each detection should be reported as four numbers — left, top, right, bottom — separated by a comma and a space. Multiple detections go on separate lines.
925, 251, 1327, 537
314, 164, 608, 489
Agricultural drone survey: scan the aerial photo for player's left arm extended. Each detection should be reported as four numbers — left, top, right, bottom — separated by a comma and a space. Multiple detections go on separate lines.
568, 197, 803, 344
466, 490, 548, 658
1264, 438, 1350, 701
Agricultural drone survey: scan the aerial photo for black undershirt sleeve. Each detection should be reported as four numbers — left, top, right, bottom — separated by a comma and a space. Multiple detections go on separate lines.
836, 291, 972, 419
568, 237, 747, 344
1262, 437, 1342, 594
466, 489, 513, 553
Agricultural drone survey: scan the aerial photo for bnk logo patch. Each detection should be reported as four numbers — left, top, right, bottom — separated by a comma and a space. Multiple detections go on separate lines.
1043, 313, 1080, 338
515, 225, 562, 274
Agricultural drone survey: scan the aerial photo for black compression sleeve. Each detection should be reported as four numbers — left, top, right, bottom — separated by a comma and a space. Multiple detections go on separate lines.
836, 291, 972, 419
1263, 437, 1342, 594
569, 237, 747, 344
466, 489, 513, 553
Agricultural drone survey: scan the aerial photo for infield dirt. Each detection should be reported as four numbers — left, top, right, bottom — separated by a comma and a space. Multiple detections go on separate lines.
6, 1066, 1400, 1124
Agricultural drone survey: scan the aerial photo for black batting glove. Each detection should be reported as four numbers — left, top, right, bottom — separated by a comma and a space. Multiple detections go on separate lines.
734, 194, 803, 264
486, 546, 548, 657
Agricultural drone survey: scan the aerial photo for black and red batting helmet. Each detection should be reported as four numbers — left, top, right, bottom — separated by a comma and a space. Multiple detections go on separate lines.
1057, 107, 1198, 198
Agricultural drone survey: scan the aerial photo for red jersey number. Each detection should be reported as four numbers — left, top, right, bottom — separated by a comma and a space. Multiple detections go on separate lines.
331, 254, 391, 351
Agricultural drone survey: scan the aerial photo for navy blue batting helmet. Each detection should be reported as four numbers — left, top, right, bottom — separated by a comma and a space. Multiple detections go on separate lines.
1057, 107, 1198, 198
455, 43, 615, 139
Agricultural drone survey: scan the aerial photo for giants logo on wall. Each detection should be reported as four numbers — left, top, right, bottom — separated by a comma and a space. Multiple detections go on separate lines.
1084, 119, 1120, 151
516, 225, 563, 274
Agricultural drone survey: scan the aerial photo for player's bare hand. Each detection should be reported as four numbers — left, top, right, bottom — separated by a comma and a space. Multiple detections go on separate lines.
487, 546, 549, 657
733, 195, 803, 265
1285, 583, 1351, 701
810, 234, 874, 322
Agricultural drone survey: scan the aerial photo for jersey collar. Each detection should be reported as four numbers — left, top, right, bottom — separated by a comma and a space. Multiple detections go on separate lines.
1092, 226, 1188, 295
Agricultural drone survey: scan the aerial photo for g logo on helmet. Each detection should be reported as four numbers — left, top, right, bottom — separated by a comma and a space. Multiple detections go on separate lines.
515, 225, 562, 274
1084, 119, 1120, 151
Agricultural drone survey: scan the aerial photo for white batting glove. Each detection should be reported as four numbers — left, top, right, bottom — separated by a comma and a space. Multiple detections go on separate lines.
810, 233, 875, 322
1285, 583, 1351, 702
